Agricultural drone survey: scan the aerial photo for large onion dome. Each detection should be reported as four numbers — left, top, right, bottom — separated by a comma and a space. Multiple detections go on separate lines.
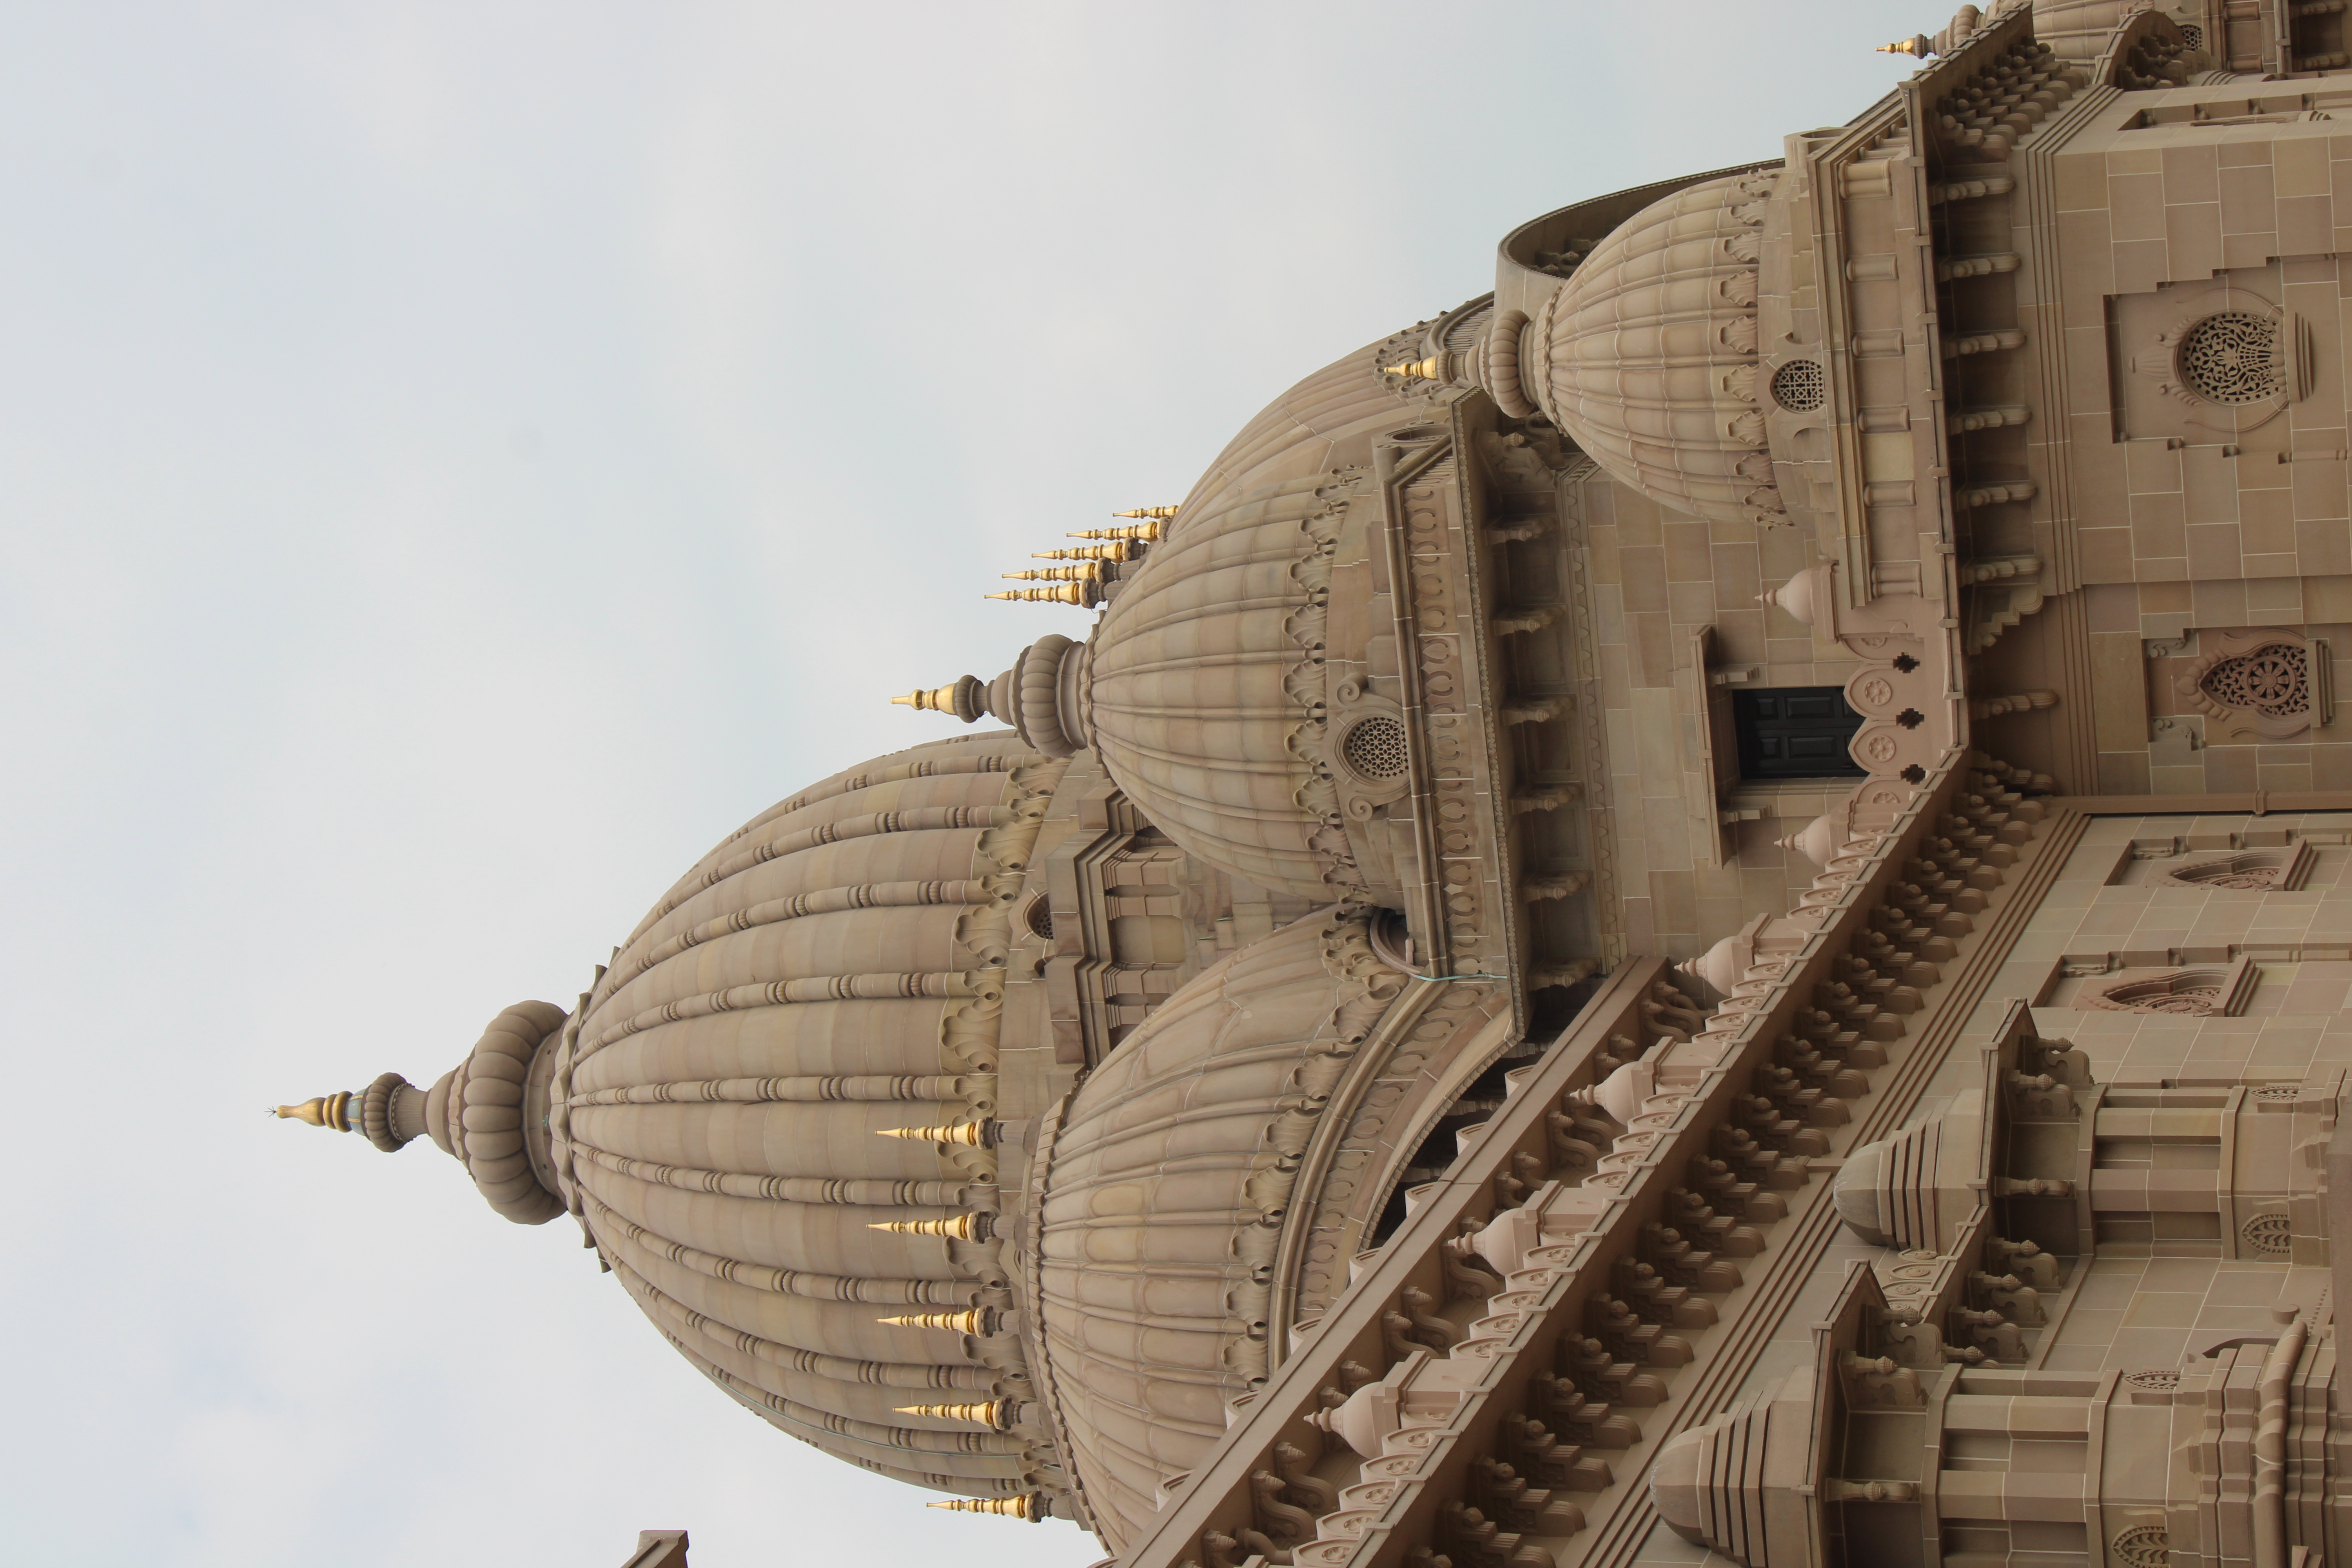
281, 732, 1084, 1504
1515, 169, 1786, 527
1025, 908, 1411, 1550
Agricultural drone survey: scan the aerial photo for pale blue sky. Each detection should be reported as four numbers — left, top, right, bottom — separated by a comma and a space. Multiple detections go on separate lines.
0, 5, 1915, 1563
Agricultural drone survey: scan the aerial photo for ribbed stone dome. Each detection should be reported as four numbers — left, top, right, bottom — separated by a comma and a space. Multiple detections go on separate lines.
1081, 336, 1434, 904
1027, 909, 1410, 1549
539, 731, 1074, 1495
1519, 169, 1786, 526
276, 734, 1085, 1501
910, 330, 1457, 905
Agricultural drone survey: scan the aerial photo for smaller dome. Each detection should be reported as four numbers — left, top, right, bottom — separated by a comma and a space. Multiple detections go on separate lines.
1030, 908, 1408, 1549
1519, 169, 1786, 527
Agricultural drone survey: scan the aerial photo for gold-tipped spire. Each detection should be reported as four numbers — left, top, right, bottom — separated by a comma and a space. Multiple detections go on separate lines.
1067, 521, 1161, 543
927, 1494, 1045, 1522
893, 683, 964, 712
1381, 354, 1444, 381
869, 1213, 991, 1240
895, 1399, 1012, 1427
1032, 541, 1132, 562
877, 1121, 996, 1146
1000, 562, 1099, 582
1110, 505, 1178, 519
985, 581, 1099, 607
271, 1091, 354, 1131
1877, 33, 1932, 55
877, 1307, 999, 1335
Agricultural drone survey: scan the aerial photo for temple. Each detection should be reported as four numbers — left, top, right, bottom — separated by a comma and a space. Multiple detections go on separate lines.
276, 4, 2352, 1564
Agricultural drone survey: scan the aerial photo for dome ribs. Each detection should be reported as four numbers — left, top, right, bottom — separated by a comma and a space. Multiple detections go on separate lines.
566, 1074, 983, 1109
581, 972, 992, 1058
573, 1144, 974, 1207
605, 1230, 992, 1380
633, 748, 1026, 947
611, 1254, 995, 1414
639, 805, 1014, 930
579, 1189, 971, 1304
649, 1316, 1027, 1467
621, 878, 992, 984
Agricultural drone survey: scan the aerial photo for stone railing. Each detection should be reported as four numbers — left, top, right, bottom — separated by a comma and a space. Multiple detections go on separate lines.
1113, 747, 2066, 1568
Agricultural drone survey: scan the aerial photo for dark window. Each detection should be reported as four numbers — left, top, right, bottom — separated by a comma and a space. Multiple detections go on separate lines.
1732, 686, 1866, 780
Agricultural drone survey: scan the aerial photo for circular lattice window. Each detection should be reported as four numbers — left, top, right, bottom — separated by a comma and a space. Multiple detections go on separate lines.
2122, 1369, 2180, 1392
1022, 896, 1054, 942
2112, 1525, 2170, 1568
2199, 643, 2308, 719
1770, 359, 1826, 412
1341, 715, 1409, 782
2242, 1212, 2294, 1256
2178, 21, 2204, 49
2254, 1084, 2303, 1103
2178, 311, 2283, 404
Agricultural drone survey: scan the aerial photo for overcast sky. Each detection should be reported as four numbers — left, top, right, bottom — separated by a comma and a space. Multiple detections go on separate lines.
0, 5, 1915, 1564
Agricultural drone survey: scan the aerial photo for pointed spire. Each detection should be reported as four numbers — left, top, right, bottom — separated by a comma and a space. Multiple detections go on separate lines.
895, 1399, 1013, 1428
1110, 505, 1178, 519
868, 1213, 993, 1240
926, 1494, 1045, 1522
1001, 563, 1099, 582
985, 581, 1100, 607
1067, 521, 1161, 543
877, 1307, 999, 1335
1032, 541, 1131, 562
889, 674, 983, 720
1381, 354, 1445, 381
1877, 33, 1932, 56
271, 1092, 354, 1131
877, 1120, 998, 1147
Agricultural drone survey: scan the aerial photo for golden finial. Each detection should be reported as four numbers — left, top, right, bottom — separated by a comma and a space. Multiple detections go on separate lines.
272, 1091, 354, 1131
1877, 34, 1932, 55
893, 683, 964, 712
1111, 506, 1178, 519
869, 1213, 991, 1240
895, 1399, 1012, 1427
985, 581, 1099, 607
1381, 354, 1444, 381
1066, 521, 1161, 543
878, 1308, 998, 1334
1000, 563, 1099, 582
927, 1494, 1045, 1522
877, 1121, 995, 1146
1032, 541, 1132, 562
